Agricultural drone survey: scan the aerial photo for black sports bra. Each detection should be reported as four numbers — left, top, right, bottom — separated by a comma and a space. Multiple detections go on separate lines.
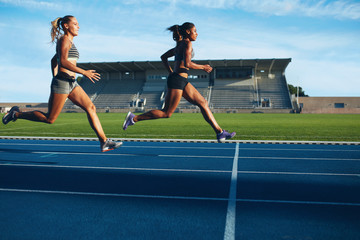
175, 47, 193, 74
175, 48, 194, 61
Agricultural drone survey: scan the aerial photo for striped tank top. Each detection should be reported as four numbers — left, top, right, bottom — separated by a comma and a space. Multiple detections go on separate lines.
68, 43, 79, 61
56, 39, 80, 65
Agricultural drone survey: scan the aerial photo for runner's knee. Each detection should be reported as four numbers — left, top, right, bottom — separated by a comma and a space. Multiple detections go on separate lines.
40, 112, 56, 124
85, 103, 96, 113
196, 98, 209, 109
46, 117, 56, 124
162, 110, 173, 118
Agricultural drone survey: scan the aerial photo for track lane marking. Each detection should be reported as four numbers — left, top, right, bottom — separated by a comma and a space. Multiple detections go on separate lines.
0, 143, 234, 150
1, 136, 359, 145
237, 171, 360, 176
2, 142, 360, 152
239, 156, 360, 161
0, 163, 359, 176
2, 148, 359, 161
224, 142, 239, 240
0, 163, 231, 173
1, 188, 358, 206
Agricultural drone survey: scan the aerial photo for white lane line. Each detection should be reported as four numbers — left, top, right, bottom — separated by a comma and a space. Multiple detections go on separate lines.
224, 142, 239, 240
7, 151, 233, 159
0, 143, 234, 150
239, 148, 360, 152
0, 143, 95, 147
0, 163, 230, 173
2, 136, 359, 145
1, 144, 358, 161
39, 153, 57, 158
2, 149, 358, 163
159, 154, 233, 159
236, 198, 360, 206
238, 156, 360, 161
0, 163, 358, 176
161, 155, 359, 161
33, 152, 354, 161
33, 151, 140, 157
3, 143, 360, 152
0, 188, 227, 201
1, 188, 359, 207
237, 171, 360, 177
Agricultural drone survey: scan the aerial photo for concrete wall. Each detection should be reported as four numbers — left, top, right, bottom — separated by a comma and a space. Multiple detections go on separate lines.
298, 97, 360, 114
4, 97, 360, 114
0, 103, 48, 113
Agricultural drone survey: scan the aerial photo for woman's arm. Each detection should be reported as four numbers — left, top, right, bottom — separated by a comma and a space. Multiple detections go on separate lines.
161, 48, 175, 74
59, 37, 100, 82
51, 54, 58, 77
184, 41, 212, 73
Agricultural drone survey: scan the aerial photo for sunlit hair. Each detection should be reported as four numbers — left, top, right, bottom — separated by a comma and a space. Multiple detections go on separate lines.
50, 15, 74, 43
167, 22, 195, 42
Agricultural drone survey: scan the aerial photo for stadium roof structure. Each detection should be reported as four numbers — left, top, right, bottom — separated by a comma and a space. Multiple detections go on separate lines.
78, 58, 291, 73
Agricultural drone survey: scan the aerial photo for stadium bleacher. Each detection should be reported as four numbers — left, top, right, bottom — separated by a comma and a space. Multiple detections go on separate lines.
256, 71, 292, 109
92, 77, 144, 108
177, 76, 211, 109
138, 76, 167, 109
211, 78, 255, 109
63, 77, 107, 109
72, 59, 293, 113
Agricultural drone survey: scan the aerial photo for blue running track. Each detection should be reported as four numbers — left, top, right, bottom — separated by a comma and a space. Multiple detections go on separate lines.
0, 138, 359, 240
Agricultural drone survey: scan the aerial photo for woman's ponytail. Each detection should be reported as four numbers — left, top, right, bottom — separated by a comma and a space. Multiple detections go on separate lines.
50, 15, 74, 43
167, 24, 182, 42
167, 22, 195, 42
50, 17, 62, 43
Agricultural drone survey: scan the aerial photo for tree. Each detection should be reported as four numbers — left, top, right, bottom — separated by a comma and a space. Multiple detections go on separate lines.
288, 84, 308, 97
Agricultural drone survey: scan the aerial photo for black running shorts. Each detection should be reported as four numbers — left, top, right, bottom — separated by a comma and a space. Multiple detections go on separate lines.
167, 72, 189, 90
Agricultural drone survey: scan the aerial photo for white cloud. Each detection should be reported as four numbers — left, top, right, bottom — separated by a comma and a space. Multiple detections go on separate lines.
0, 0, 359, 101
304, 0, 360, 20
76, 32, 171, 62
286, 59, 360, 96
0, 0, 61, 10
196, 18, 359, 60
186, 0, 360, 19
0, 65, 51, 102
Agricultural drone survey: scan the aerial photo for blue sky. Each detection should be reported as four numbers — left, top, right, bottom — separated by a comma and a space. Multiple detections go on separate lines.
0, 0, 359, 102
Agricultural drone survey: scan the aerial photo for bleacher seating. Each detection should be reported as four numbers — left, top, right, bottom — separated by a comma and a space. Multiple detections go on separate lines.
257, 72, 292, 109
71, 59, 293, 112
210, 78, 255, 108
63, 77, 107, 109
138, 78, 167, 109
176, 78, 210, 109
92, 78, 144, 108
63, 69, 292, 111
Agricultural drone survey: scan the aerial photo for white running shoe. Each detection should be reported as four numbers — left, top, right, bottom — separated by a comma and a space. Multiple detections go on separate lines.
2, 106, 20, 125
101, 139, 123, 152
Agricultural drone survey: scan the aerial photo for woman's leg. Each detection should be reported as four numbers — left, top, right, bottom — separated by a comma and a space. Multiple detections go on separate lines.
182, 83, 222, 134
68, 86, 106, 143
15, 92, 68, 124
134, 88, 183, 122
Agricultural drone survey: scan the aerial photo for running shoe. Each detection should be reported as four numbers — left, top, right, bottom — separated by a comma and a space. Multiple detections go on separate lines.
2, 106, 20, 125
217, 130, 236, 143
122, 111, 135, 130
101, 139, 123, 152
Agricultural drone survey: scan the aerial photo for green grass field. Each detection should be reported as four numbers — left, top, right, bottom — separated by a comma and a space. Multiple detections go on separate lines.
1, 113, 360, 142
